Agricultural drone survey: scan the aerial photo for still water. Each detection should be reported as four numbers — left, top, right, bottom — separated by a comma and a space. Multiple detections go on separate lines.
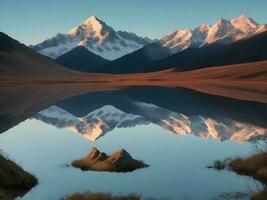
0, 87, 266, 200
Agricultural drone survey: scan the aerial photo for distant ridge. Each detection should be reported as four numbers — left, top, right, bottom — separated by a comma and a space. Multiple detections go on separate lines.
55, 46, 109, 72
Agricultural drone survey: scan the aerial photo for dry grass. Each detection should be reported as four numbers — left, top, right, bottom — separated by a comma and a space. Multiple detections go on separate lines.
207, 160, 227, 170
0, 154, 37, 190
1, 60, 267, 105
63, 192, 141, 200
0, 153, 38, 199
251, 187, 267, 200
229, 153, 267, 183
229, 153, 267, 200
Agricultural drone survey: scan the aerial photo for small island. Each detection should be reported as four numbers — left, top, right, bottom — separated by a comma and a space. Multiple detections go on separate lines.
71, 147, 148, 172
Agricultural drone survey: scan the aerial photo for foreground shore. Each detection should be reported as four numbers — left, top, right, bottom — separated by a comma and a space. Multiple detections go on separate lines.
0, 154, 37, 199
230, 152, 267, 200
210, 152, 267, 200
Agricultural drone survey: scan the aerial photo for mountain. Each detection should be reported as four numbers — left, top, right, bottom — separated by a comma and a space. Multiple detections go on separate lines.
94, 15, 267, 74
32, 16, 152, 60
159, 15, 266, 54
0, 32, 77, 77
55, 46, 109, 72
96, 27, 267, 73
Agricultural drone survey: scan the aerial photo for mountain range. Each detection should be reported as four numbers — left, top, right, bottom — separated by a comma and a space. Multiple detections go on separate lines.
93, 31, 267, 73
40, 15, 267, 73
159, 15, 266, 53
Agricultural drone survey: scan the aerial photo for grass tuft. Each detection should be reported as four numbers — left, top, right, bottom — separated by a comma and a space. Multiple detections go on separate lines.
62, 192, 141, 200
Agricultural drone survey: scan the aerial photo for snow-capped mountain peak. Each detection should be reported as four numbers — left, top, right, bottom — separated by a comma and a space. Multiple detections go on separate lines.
195, 23, 211, 32
83, 15, 99, 24
231, 15, 259, 33
68, 15, 114, 42
160, 15, 266, 54
32, 16, 152, 60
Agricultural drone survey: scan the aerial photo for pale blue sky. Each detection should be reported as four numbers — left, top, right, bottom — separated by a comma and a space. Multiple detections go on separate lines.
1, 0, 267, 45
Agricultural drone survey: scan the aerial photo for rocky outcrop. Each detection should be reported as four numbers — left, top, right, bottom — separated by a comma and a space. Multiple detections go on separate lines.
71, 147, 148, 172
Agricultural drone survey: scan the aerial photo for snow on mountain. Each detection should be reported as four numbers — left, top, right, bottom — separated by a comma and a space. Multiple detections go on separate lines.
160, 15, 267, 54
34, 103, 266, 143
32, 16, 152, 60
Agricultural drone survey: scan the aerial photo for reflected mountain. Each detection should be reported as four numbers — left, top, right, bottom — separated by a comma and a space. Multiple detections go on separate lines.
34, 87, 267, 143
34, 105, 148, 141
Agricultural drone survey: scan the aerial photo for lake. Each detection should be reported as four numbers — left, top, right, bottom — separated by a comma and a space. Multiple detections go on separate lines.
0, 87, 266, 200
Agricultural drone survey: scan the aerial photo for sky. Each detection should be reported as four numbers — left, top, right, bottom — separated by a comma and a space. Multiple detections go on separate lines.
1, 0, 267, 45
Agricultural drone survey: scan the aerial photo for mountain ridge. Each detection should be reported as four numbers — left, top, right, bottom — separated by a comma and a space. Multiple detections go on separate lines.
159, 15, 266, 54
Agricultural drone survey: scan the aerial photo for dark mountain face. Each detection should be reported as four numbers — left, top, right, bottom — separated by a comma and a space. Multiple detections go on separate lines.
92, 48, 154, 74
94, 30, 267, 74
0, 32, 75, 76
0, 32, 23, 52
91, 43, 171, 74
55, 46, 109, 72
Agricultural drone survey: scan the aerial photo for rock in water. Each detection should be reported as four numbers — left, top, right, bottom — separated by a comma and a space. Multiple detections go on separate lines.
71, 147, 148, 172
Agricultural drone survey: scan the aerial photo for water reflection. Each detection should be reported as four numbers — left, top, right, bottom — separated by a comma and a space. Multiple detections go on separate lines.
34, 87, 267, 143
0, 86, 267, 200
